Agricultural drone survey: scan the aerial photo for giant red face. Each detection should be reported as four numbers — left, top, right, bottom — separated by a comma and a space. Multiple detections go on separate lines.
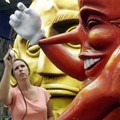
39, 0, 120, 80
75, 0, 120, 79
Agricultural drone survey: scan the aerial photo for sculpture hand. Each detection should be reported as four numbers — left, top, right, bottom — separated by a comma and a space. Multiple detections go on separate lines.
9, 2, 45, 45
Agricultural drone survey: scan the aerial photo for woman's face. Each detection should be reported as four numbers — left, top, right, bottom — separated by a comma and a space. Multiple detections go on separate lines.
13, 60, 29, 81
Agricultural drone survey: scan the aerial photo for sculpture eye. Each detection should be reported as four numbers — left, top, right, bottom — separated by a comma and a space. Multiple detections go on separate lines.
66, 25, 81, 48
26, 41, 40, 57
87, 19, 101, 30
67, 43, 81, 49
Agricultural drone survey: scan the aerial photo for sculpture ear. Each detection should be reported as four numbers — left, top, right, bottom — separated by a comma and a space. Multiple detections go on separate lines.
38, 30, 78, 45
10, 76, 17, 87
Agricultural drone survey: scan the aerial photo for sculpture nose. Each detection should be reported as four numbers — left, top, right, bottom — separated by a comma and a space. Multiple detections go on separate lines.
39, 30, 78, 45
39, 24, 86, 46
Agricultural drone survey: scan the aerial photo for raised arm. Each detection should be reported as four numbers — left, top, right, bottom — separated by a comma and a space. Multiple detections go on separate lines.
0, 49, 14, 105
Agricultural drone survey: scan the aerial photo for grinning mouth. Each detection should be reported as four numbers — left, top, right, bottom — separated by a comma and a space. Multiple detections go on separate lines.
84, 58, 101, 70
80, 50, 103, 70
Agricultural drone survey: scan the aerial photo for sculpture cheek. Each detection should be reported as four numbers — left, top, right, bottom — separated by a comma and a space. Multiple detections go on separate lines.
88, 28, 115, 51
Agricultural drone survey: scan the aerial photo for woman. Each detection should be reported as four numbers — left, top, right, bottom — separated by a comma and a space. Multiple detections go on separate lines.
0, 49, 54, 120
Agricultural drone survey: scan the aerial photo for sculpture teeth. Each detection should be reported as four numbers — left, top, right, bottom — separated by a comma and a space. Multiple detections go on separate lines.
84, 58, 100, 70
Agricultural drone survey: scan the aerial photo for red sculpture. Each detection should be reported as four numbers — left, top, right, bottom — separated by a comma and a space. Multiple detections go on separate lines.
39, 0, 120, 119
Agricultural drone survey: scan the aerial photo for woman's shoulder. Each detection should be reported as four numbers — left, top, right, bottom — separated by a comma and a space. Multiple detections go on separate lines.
10, 86, 18, 92
35, 86, 50, 96
36, 86, 51, 101
36, 86, 47, 92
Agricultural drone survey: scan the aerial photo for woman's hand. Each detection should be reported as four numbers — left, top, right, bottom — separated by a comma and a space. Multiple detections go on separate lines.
3, 47, 15, 71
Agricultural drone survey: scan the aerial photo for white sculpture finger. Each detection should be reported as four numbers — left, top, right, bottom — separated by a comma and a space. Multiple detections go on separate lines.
9, 14, 21, 27
24, 8, 40, 20
17, 2, 27, 12
14, 10, 23, 19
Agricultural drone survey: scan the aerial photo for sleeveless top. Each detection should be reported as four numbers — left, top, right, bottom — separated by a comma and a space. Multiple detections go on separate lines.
8, 86, 51, 120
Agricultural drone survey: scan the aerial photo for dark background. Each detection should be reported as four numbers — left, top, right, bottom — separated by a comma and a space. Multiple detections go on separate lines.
0, 0, 32, 80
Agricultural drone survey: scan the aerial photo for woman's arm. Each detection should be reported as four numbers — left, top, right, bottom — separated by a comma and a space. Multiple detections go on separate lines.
0, 49, 14, 105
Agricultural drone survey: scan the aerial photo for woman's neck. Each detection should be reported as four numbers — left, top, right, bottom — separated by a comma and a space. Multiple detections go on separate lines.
17, 78, 32, 91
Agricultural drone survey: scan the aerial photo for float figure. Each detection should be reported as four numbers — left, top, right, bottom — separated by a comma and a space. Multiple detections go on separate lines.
9, 0, 120, 119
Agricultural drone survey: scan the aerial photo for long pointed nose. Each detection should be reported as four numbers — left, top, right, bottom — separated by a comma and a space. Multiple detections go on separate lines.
38, 25, 86, 45
39, 30, 79, 45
